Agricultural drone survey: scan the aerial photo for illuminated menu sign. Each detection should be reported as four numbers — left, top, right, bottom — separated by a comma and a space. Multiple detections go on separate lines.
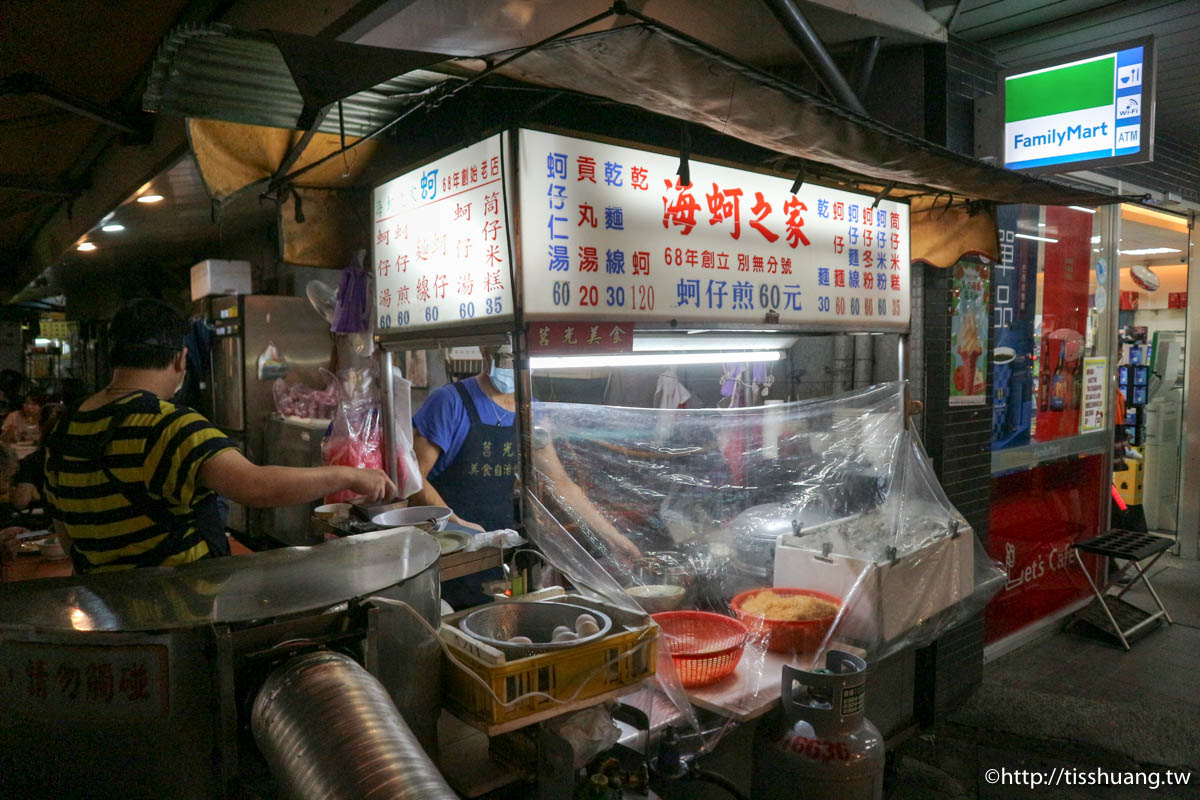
372, 134, 514, 333
373, 129, 910, 335
1004, 38, 1154, 171
517, 129, 909, 330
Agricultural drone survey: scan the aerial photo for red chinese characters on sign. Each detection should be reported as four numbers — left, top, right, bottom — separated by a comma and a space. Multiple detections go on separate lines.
706, 184, 743, 239
528, 322, 633, 355
578, 156, 597, 183
662, 178, 701, 234
782, 196, 810, 248
0, 642, 169, 719
630, 166, 649, 191
632, 251, 651, 276
439, 156, 502, 195
748, 192, 778, 243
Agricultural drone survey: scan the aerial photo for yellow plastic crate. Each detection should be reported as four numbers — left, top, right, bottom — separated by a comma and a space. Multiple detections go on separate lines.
441, 598, 658, 728
1115, 458, 1144, 506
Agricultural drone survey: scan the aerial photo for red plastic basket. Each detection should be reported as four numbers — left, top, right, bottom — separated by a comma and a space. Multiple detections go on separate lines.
652, 611, 747, 688
730, 588, 841, 654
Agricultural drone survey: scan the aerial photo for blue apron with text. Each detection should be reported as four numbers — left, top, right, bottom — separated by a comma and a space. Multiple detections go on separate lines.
431, 382, 518, 608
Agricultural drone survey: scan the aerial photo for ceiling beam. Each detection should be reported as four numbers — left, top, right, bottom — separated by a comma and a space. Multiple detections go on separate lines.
761, 0, 869, 115
0, 177, 81, 198
6, 0, 397, 299
0, 73, 147, 136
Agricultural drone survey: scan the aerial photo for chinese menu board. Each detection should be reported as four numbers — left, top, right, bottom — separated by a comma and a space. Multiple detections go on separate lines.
372, 134, 513, 333
517, 129, 910, 330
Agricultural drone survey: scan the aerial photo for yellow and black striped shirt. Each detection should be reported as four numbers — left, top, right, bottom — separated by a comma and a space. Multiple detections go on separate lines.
44, 391, 236, 573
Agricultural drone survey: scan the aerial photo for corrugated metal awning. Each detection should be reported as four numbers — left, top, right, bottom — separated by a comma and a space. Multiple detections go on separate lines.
143, 23, 459, 137
491, 21, 1125, 207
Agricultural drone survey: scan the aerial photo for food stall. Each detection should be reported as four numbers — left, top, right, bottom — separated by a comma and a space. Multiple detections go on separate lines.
368, 126, 1007, 796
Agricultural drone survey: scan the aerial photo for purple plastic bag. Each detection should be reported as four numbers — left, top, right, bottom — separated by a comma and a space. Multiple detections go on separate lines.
331, 250, 369, 333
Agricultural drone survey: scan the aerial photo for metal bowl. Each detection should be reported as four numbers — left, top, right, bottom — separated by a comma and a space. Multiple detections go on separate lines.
371, 506, 452, 532
460, 602, 613, 658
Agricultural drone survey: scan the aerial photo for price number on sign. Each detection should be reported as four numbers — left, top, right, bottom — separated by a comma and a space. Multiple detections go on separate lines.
578, 285, 599, 307
552, 281, 571, 307
606, 286, 625, 307
818, 296, 830, 313
459, 302, 475, 319
377, 311, 411, 329
486, 297, 503, 315
632, 284, 655, 311
759, 284, 781, 310
425, 306, 440, 323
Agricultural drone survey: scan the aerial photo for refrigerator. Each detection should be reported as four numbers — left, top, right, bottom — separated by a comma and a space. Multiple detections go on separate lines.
203, 295, 333, 535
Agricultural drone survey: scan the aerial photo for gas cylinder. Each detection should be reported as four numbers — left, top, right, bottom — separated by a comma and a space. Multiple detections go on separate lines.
751, 650, 884, 800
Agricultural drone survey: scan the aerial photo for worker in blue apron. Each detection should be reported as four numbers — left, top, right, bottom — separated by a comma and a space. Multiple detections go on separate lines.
410, 344, 518, 609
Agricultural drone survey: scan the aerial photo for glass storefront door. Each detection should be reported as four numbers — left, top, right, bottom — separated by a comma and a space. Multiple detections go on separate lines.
1115, 204, 1191, 536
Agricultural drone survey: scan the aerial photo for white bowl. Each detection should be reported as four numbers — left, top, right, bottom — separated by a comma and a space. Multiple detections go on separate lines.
371, 505, 452, 531
628, 584, 687, 613
313, 502, 352, 520
36, 538, 68, 560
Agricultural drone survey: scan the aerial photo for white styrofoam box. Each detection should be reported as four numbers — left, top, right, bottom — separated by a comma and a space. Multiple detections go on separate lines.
190, 259, 252, 301
773, 530, 974, 645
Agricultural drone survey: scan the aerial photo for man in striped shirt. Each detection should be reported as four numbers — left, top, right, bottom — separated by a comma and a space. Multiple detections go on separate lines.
45, 299, 394, 573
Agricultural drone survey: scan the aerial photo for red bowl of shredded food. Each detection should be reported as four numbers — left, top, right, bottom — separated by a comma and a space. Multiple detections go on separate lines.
730, 588, 842, 654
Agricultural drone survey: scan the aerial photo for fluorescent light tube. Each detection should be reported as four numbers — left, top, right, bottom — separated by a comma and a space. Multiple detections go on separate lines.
1118, 247, 1181, 256
530, 350, 782, 370
1014, 233, 1058, 244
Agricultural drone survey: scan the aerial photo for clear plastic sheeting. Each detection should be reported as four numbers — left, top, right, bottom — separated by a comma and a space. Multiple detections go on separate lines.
526, 382, 1004, 753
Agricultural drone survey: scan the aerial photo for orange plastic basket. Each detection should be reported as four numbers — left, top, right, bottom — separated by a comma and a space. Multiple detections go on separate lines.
652, 611, 747, 688
730, 588, 841, 654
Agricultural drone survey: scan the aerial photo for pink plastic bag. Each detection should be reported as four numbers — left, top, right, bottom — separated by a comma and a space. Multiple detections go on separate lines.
321, 369, 383, 503
273, 369, 339, 420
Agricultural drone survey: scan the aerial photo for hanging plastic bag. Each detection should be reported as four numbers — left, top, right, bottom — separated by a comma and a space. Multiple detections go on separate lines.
390, 371, 422, 499
331, 249, 370, 334
305, 280, 339, 326
273, 368, 339, 420
321, 368, 383, 503
256, 341, 288, 380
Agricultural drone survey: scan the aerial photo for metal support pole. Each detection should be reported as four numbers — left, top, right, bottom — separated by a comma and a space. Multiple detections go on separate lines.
852, 36, 882, 100
381, 348, 400, 489
760, 0, 868, 116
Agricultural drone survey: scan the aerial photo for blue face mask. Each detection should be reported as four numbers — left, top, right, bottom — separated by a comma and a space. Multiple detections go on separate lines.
489, 364, 515, 394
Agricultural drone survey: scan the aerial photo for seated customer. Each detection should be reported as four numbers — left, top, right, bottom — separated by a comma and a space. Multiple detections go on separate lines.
11, 403, 66, 509
2, 394, 44, 446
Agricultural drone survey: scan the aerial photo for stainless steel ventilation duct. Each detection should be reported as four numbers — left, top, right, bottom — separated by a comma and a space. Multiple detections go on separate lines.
252, 650, 457, 800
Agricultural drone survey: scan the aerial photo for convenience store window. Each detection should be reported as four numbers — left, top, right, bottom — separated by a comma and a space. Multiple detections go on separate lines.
986, 203, 1117, 644
1115, 204, 1190, 535
991, 204, 1117, 461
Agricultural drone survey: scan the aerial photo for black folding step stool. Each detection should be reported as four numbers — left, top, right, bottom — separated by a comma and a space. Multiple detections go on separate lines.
1070, 530, 1174, 650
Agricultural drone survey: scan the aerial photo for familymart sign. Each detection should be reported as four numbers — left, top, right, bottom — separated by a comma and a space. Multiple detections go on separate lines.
1003, 39, 1153, 171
